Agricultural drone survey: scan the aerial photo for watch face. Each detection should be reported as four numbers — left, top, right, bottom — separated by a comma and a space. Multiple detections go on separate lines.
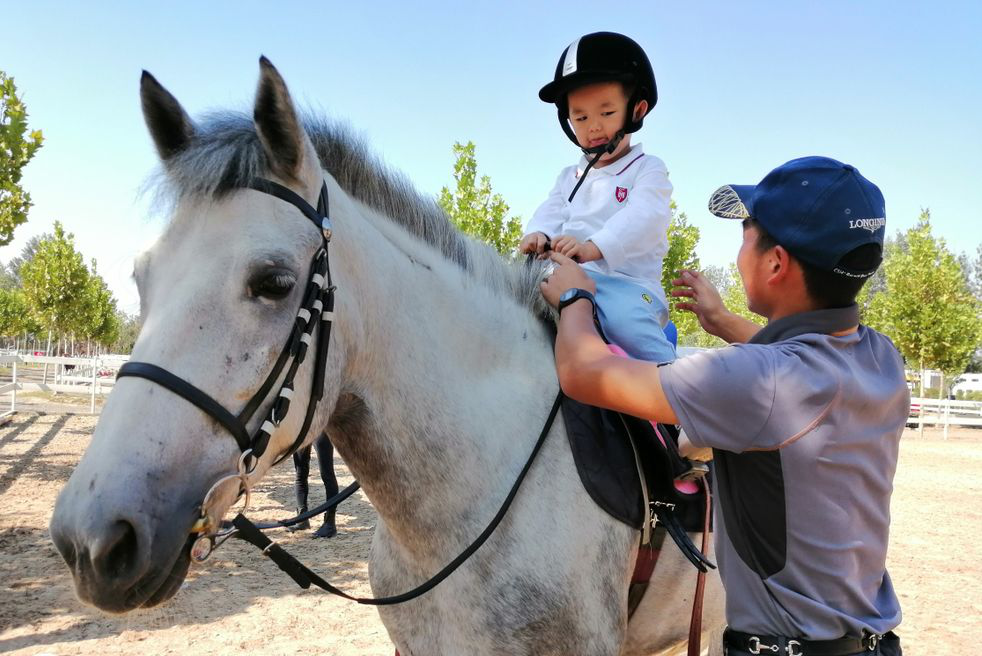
560, 288, 578, 304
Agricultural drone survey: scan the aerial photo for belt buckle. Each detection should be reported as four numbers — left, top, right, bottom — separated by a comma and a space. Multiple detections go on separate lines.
786, 640, 802, 656
748, 636, 779, 654
867, 633, 879, 651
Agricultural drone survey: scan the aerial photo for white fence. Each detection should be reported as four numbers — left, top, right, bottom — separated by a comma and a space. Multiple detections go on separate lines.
0, 354, 126, 416
908, 396, 982, 439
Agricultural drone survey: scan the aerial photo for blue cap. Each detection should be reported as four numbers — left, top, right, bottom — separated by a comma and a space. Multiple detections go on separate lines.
708, 156, 886, 278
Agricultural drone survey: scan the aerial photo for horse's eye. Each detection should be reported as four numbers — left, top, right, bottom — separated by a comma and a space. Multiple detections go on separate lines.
249, 269, 296, 300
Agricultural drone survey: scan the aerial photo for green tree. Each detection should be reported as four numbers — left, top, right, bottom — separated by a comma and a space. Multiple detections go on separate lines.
78, 260, 120, 347
438, 141, 523, 256
662, 202, 701, 340
109, 311, 141, 354
1, 71, 44, 246
863, 211, 982, 392
0, 287, 31, 336
19, 222, 90, 345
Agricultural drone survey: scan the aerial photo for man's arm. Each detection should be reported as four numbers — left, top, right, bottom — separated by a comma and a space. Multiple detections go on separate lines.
541, 253, 678, 424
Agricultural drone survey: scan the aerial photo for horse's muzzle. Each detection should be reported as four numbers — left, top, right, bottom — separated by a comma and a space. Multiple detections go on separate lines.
49, 491, 193, 612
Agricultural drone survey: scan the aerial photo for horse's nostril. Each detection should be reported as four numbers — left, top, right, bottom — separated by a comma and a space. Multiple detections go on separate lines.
93, 520, 141, 584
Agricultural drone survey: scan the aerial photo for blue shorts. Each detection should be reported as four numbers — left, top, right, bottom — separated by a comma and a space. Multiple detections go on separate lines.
588, 271, 676, 364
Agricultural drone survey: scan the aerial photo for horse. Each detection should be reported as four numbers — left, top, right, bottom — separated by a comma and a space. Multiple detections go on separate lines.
49, 58, 724, 655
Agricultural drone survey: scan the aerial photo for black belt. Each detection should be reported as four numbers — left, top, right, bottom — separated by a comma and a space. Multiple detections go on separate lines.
723, 628, 894, 656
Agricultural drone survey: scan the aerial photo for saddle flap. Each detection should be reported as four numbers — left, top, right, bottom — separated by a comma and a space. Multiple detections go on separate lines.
562, 397, 711, 532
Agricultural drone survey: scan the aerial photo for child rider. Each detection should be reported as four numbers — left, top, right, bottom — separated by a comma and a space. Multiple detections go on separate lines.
521, 31, 676, 363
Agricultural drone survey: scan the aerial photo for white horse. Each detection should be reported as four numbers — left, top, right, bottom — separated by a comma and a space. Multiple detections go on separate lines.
49, 59, 723, 655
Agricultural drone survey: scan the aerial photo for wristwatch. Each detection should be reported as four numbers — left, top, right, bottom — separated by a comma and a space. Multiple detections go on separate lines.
558, 288, 596, 315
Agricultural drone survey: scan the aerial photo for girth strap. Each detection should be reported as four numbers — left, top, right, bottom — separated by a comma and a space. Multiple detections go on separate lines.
117, 362, 251, 452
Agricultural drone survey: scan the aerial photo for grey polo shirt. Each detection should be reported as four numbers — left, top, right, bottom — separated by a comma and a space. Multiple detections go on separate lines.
660, 326, 907, 639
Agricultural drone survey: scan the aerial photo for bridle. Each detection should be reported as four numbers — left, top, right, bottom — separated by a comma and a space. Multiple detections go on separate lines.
117, 176, 337, 555
115, 177, 564, 605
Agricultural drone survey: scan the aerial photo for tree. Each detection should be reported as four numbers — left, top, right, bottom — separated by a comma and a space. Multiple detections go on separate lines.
78, 261, 120, 347
862, 211, 982, 393
19, 222, 90, 346
438, 141, 523, 256
109, 311, 141, 354
0, 71, 44, 246
0, 287, 31, 335
661, 202, 702, 340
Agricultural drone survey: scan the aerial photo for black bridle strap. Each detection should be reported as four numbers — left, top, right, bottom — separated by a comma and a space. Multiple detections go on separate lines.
232, 391, 563, 605
247, 179, 328, 232
117, 362, 252, 452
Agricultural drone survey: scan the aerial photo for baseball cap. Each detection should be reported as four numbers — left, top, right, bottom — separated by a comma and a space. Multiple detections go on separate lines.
708, 156, 886, 278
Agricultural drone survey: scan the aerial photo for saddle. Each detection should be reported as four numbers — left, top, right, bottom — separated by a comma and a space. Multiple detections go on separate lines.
562, 398, 710, 533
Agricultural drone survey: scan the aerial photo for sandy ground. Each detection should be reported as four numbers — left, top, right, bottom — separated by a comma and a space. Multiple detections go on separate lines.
0, 411, 979, 656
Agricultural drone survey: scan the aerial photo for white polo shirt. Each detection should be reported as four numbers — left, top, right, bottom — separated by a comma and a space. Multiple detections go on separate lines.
527, 143, 673, 306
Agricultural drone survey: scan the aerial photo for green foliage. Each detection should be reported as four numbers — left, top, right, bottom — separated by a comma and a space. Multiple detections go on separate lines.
109, 311, 141, 354
78, 260, 120, 346
662, 202, 701, 339
0, 71, 44, 246
438, 141, 523, 256
861, 210, 982, 380
0, 287, 39, 336
19, 222, 90, 335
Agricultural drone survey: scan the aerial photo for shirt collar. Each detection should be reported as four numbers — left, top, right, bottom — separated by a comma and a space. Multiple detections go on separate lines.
577, 142, 644, 177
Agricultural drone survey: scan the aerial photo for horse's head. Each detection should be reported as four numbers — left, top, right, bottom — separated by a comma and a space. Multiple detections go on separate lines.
49, 59, 348, 612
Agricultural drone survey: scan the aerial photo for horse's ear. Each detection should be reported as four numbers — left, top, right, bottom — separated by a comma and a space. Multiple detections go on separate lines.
254, 56, 306, 183
140, 71, 195, 161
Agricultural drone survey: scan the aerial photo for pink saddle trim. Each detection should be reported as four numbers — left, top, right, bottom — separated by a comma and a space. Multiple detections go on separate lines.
606, 344, 699, 495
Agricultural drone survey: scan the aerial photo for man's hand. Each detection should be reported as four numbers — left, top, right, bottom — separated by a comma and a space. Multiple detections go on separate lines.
519, 232, 550, 256
540, 252, 596, 308
672, 269, 759, 343
671, 269, 727, 332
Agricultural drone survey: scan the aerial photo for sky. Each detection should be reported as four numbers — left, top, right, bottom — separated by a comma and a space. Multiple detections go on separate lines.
3, 1, 981, 314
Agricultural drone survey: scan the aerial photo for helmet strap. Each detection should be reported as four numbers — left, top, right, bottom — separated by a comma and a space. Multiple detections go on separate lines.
567, 130, 625, 202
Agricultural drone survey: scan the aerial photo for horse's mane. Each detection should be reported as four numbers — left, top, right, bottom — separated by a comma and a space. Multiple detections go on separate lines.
156, 111, 550, 316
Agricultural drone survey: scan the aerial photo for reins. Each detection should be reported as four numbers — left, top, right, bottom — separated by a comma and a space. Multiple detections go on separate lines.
230, 393, 562, 605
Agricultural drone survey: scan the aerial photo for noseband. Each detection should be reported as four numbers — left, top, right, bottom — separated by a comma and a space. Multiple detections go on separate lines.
117, 178, 336, 533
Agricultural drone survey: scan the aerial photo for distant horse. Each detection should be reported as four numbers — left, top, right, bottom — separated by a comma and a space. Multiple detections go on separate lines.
49, 59, 723, 655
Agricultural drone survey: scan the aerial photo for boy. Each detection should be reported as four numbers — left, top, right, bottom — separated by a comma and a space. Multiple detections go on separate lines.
541, 156, 905, 655
521, 32, 675, 363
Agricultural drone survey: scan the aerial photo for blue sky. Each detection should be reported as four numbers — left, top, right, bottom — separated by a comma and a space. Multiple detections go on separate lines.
4, 1, 981, 314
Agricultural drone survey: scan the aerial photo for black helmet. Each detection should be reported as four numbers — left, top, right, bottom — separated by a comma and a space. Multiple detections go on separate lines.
539, 32, 657, 150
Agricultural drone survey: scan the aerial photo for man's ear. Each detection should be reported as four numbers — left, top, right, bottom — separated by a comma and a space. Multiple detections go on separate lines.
767, 246, 794, 286
632, 98, 649, 122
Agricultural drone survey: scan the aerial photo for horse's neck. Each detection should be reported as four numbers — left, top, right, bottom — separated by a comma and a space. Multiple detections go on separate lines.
328, 196, 558, 555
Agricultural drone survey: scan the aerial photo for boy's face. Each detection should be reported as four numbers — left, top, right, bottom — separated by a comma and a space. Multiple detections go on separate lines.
566, 81, 643, 166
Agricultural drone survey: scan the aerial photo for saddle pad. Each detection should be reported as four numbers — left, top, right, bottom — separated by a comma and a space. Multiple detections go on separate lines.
561, 396, 710, 532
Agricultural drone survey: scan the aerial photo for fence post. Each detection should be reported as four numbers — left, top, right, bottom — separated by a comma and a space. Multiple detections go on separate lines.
90, 358, 97, 415
11, 359, 17, 414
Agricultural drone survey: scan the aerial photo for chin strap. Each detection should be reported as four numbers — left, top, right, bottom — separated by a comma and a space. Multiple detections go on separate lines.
567, 130, 625, 203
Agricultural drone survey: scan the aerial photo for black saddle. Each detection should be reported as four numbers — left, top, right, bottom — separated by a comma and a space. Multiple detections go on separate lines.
562, 397, 713, 569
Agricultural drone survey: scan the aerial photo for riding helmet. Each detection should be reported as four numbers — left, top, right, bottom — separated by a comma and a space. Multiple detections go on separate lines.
539, 32, 657, 148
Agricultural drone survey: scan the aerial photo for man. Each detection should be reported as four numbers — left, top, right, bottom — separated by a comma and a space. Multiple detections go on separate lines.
541, 156, 905, 655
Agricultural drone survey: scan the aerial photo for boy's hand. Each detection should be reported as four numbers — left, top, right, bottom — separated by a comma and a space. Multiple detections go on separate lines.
540, 252, 596, 308
566, 240, 603, 263
551, 235, 580, 258
520, 232, 550, 256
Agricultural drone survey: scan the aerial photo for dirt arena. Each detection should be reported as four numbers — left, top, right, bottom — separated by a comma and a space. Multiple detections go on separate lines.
0, 409, 979, 656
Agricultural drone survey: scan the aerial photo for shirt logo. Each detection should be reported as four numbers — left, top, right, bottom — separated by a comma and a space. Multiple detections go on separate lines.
615, 186, 628, 203
848, 217, 886, 232
641, 293, 652, 304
